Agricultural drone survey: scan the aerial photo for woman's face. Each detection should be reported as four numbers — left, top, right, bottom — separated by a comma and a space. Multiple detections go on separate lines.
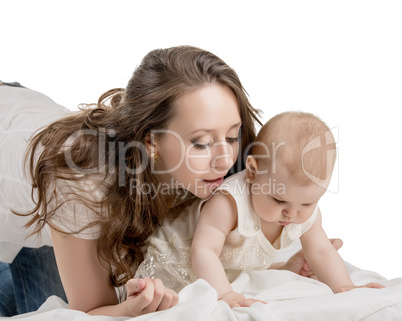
154, 84, 242, 199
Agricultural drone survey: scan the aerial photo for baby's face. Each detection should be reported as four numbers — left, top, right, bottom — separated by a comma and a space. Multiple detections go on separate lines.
248, 165, 326, 226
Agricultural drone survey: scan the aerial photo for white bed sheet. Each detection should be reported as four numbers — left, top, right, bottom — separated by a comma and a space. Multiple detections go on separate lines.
3, 262, 402, 321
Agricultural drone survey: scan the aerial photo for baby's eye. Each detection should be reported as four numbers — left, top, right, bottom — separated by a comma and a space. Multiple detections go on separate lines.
226, 137, 239, 144
302, 203, 313, 207
272, 197, 285, 205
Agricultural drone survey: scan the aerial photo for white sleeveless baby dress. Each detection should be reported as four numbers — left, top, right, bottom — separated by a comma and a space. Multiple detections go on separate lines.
135, 170, 318, 292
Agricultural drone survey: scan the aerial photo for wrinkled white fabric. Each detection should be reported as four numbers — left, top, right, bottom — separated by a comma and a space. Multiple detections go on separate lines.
3, 263, 402, 321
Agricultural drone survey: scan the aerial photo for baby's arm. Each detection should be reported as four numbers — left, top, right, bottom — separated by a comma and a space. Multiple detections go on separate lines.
300, 208, 383, 293
191, 193, 262, 307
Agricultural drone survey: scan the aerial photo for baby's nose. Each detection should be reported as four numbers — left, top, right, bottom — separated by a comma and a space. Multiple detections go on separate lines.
282, 207, 298, 218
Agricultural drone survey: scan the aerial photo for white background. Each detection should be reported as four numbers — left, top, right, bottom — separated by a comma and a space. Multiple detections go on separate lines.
1, 0, 401, 279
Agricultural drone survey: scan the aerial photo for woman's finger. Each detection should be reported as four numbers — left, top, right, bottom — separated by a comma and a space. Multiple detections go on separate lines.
141, 278, 165, 313
171, 288, 180, 306
127, 278, 156, 313
126, 278, 146, 296
157, 288, 178, 311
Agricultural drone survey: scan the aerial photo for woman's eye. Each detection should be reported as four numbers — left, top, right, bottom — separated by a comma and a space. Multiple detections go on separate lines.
191, 141, 211, 150
226, 137, 239, 144
191, 137, 238, 150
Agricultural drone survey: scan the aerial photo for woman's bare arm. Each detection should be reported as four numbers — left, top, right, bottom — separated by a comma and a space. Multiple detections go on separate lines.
50, 227, 178, 317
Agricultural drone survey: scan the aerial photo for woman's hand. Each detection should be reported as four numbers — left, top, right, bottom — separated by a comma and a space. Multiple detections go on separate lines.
125, 278, 179, 317
284, 239, 344, 279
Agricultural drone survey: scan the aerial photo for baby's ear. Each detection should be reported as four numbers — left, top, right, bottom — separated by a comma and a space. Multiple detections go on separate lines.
246, 155, 258, 183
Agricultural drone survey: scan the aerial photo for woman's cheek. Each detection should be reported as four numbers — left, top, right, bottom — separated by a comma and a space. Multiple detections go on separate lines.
158, 141, 185, 173
185, 155, 211, 175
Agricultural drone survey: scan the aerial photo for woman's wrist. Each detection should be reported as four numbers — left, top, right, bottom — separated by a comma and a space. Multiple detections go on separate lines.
87, 301, 132, 318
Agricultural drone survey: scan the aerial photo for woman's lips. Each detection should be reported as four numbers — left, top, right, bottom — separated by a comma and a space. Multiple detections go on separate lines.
279, 221, 291, 226
202, 177, 224, 188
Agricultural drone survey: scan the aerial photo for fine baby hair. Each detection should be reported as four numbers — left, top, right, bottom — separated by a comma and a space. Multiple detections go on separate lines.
249, 111, 337, 188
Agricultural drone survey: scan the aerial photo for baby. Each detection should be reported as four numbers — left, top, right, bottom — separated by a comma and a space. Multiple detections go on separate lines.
191, 111, 383, 307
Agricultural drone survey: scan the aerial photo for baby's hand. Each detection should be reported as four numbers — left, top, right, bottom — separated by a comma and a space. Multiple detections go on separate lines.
337, 282, 384, 293
220, 291, 266, 308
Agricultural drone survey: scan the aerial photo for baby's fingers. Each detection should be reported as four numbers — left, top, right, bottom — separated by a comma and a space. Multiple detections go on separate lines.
238, 298, 267, 308
362, 282, 385, 289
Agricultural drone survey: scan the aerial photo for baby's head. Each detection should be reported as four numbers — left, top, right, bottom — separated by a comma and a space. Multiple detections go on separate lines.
247, 111, 336, 188
246, 112, 336, 224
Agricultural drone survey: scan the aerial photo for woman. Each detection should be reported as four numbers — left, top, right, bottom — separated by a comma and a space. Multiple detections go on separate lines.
1, 46, 338, 317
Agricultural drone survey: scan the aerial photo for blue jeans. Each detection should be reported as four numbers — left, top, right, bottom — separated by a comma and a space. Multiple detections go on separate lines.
0, 246, 67, 316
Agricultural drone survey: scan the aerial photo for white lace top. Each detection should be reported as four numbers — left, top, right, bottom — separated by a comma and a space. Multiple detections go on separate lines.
135, 198, 203, 291
135, 170, 318, 292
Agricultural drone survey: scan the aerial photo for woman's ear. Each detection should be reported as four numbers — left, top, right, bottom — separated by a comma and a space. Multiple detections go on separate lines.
246, 155, 259, 183
145, 132, 158, 157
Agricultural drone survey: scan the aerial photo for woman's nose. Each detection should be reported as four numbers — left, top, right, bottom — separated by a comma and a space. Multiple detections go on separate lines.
211, 142, 233, 173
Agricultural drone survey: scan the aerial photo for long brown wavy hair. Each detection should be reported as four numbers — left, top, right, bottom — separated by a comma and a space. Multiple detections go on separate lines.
21, 45, 262, 288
